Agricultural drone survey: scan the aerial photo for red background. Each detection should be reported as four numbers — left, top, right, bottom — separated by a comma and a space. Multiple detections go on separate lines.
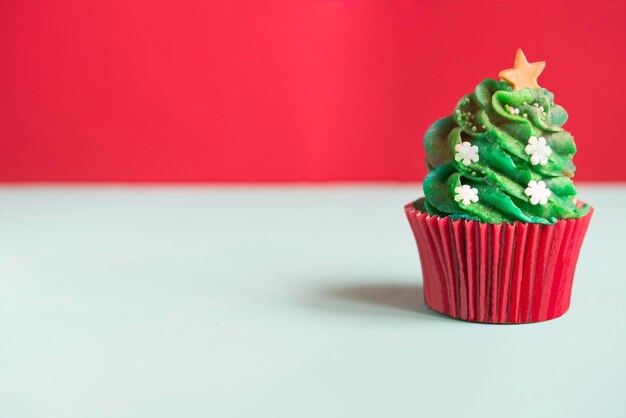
1, 0, 624, 182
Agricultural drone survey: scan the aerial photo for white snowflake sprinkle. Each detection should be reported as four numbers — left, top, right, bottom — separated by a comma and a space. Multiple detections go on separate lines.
454, 141, 479, 166
454, 185, 479, 206
524, 180, 551, 205
525, 136, 552, 166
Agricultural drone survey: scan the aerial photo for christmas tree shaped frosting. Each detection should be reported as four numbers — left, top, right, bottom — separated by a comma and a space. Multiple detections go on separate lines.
420, 49, 588, 224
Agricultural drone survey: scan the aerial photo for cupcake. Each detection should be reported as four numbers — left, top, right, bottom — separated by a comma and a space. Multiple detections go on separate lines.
405, 49, 593, 324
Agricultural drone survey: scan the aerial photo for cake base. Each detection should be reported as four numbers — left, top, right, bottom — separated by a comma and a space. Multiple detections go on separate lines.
405, 201, 593, 324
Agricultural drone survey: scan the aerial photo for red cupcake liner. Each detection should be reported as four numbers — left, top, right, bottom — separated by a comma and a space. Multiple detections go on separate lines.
405, 201, 593, 324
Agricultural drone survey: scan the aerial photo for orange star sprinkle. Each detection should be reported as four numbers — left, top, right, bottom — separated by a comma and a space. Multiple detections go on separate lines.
498, 49, 546, 90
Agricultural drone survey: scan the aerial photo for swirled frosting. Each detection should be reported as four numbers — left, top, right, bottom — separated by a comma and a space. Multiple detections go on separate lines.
418, 78, 588, 224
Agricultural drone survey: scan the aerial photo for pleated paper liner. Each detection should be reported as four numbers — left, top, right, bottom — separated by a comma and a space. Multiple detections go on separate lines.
405, 201, 593, 324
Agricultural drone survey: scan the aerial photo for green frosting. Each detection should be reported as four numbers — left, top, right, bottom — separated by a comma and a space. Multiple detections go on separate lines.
420, 78, 588, 224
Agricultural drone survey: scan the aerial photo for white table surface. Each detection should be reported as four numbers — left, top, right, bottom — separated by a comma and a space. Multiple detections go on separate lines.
0, 184, 624, 418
